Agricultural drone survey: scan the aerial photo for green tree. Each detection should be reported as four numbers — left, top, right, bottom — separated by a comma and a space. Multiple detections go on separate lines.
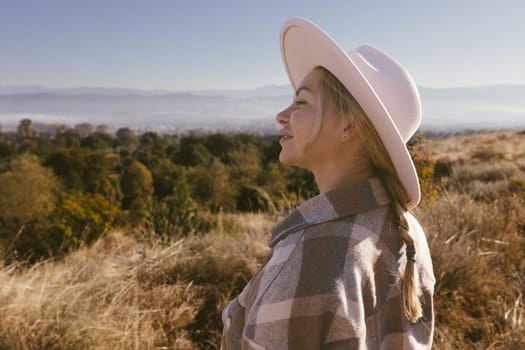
96, 124, 111, 134
0, 154, 61, 258
116, 127, 138, 148
121, 160, 154, 224
149, 176, 211, 238
74, 123, 96, 136
0, 140, 15, 161
175, 142, 212, 167
53, 127, 81, 148
82, 132, 114, 150
151, 158, 185, 199
134, 132, 168, 169
46, 149, 85, 190
17, 118, 36, 137
261, 138, 282, 165
84, 152, 114, 193
54, 124, 68, 136
204, 133, 240, 164
188, 159, 237, 211
45, 149, 114, 195
0, 154, 60, 226
228, 144, 262, 186
257, 162, 291, 209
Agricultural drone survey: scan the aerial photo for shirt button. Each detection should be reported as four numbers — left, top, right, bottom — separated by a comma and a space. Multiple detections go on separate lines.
226, 316, 232, 329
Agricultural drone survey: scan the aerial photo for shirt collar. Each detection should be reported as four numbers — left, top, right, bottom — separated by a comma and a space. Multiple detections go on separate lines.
269, 177, 391, 247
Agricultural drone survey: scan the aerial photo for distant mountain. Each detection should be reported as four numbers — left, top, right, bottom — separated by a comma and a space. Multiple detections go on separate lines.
0, 84, 524, 133
420, 85, 525, 130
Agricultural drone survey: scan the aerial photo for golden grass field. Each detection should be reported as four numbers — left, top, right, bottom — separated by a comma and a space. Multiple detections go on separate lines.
1, 130, 524, 349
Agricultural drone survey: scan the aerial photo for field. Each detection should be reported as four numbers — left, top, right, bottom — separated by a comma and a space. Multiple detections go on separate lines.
1, 130, 524, 349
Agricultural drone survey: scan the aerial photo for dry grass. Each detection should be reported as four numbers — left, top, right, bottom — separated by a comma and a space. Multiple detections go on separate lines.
1, 130, 525, 349
416, 193, 525, 349
0, 214, 271, 349
426, 130, 525, 163
420, 130, 525, 349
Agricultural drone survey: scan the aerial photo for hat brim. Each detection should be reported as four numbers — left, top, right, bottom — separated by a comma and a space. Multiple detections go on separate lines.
280, 18, 420, 208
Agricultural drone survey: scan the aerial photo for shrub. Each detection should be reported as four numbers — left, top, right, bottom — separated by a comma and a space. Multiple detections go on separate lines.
236, 185, 275, 212
121, 160, 154, 224
408, 132, 438, 201
55, 191, 120, 251
451, 162, 517, 186
148, 177, 213, 238
471, 147, 505, 161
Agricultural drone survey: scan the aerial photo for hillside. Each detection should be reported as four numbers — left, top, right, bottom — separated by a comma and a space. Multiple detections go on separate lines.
1, 130, 524, 349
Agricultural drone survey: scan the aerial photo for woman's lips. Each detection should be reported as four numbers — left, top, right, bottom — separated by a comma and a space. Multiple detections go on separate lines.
279, 135, 293, 144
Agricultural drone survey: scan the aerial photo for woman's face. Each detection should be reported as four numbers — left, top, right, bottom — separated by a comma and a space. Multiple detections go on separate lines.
276, 70, 344, 169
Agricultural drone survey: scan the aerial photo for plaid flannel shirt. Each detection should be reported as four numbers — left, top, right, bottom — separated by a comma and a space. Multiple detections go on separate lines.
221, 177, 435, 349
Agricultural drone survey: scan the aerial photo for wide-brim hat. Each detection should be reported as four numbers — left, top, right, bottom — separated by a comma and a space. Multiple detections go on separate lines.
280, 17, 422, 208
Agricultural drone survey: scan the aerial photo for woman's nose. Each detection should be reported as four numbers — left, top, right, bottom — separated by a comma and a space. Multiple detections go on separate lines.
275, 105, 291, 125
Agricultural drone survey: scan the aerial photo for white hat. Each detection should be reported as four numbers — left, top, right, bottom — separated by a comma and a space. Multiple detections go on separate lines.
280, 17, 422, 208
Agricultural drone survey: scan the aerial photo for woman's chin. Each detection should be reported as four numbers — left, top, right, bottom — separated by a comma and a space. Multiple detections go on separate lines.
278, 153, 289, 165
278, 151, 294, 165
279, 152, 303, 167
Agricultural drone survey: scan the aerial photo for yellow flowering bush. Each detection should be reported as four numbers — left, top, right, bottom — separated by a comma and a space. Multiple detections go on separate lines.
408, 132, 438, 201
57, 191, 120, 250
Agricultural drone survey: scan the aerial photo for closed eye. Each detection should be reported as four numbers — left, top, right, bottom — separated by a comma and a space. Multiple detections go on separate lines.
295, 99, 306, 107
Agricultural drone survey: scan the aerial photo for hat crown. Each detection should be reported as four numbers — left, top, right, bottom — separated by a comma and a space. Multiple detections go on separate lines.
348, 45, 421, 142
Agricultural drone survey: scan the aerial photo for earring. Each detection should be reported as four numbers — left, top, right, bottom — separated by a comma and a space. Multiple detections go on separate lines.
341, 125, 352, 140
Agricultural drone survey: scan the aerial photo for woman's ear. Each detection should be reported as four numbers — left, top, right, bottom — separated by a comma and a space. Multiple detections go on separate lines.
339, 117, 357, 143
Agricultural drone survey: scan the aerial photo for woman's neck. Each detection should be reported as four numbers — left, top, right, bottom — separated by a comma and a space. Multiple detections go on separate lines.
313, 157, 375, 193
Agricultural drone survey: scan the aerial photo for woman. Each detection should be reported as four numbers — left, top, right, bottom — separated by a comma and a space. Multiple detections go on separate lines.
221, 18, 435, 349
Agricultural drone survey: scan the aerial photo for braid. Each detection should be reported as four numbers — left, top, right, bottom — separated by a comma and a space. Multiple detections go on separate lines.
316, 66, 423, 322
377, 167, 422, 322
391, 189, 422, 322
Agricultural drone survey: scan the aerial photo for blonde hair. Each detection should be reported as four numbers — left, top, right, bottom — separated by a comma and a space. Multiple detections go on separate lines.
314, 66, 423, 323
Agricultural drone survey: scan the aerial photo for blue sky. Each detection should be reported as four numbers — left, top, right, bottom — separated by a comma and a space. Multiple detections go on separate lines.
1, 0, 524, 91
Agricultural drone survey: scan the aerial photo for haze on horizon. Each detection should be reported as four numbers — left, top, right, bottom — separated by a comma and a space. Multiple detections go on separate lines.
1, 84, 524, 133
